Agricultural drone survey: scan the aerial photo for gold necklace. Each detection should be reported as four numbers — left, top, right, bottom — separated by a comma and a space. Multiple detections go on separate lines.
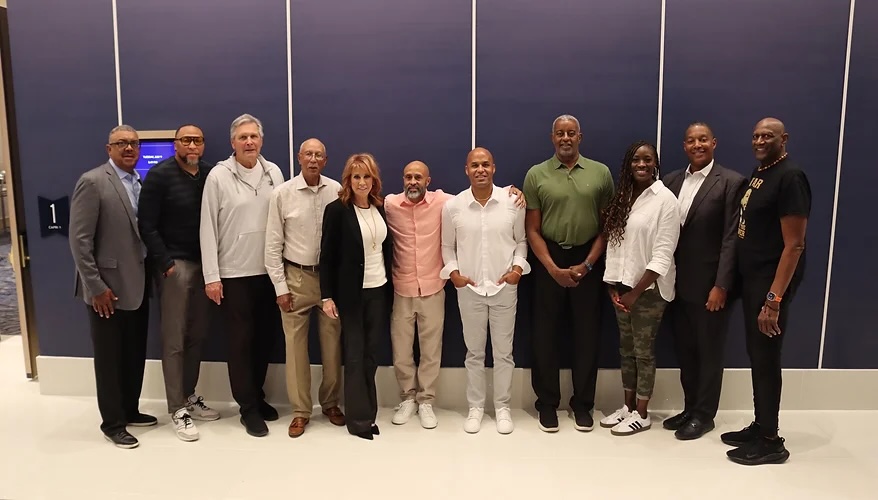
757, 152, 788, 172
355, 205, 378, 251
472, 188, 492, 202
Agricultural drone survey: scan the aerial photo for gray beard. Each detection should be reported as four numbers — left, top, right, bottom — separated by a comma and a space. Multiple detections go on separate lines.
185, 157, 199, 167
406, 189, 425, 201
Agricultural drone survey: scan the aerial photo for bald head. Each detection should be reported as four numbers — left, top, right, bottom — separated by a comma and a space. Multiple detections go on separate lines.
752, 117, 788, 165
466, 147, 495, 165
297, 137, 327, 185
403, 161, 431, 203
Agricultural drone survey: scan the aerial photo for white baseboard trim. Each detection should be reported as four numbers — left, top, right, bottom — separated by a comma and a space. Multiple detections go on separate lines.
36, 356, 875, 411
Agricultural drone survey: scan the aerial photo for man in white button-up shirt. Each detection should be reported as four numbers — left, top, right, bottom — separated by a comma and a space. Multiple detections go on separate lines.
264, 138, 345, 438
440, 147, 530, 435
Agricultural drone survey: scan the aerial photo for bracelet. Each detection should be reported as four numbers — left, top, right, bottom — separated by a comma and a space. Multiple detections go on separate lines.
511, 270, 522, 277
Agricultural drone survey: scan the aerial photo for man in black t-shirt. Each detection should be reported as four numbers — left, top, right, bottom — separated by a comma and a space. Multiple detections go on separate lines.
722, 118, 811, 466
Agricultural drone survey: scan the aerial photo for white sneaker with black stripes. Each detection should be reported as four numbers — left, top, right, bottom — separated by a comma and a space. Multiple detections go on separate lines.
610, 410, 651, 436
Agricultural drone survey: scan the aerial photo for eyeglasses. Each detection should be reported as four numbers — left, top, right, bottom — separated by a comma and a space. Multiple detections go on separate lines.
176, 136, 205, 146
302, 151, 325, 160
109, 140, 140, 149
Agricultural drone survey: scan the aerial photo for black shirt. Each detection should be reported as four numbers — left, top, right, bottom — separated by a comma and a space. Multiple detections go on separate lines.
736, 157, 811, 284
138, 157, 213, 273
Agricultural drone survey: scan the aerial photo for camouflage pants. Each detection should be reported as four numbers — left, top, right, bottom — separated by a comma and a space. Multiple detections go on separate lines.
613, 285, 668, 400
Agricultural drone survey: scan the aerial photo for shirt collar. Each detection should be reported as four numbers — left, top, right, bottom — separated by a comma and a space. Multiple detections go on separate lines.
550, 153, 588, 170
647, 179, 665, 195
292, 173, 327, 190
109, 159, 139, 181
685, 160, 714, 178
464, 185, 501, 207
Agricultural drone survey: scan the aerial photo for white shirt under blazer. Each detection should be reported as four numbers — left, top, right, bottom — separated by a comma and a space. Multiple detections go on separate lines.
603, 180, 681, 302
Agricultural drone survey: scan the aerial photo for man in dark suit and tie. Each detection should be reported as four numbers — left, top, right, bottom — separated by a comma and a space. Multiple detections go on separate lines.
69, 125, 155, 449
661, 123, 746, 440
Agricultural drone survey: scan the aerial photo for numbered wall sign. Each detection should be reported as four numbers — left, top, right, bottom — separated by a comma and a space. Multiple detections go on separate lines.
38, 196, 69, 237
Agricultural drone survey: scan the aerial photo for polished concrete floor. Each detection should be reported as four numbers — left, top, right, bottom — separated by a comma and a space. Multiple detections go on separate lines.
0, 335, 875, 500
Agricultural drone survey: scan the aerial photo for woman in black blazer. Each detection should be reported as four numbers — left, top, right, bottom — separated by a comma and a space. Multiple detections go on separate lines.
320, 153, 393, 440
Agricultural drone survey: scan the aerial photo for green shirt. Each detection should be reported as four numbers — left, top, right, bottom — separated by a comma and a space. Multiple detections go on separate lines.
522, 154, 615, 246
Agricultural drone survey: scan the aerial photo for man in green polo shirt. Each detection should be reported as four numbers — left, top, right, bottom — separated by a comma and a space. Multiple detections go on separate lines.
523, 114, 614, 433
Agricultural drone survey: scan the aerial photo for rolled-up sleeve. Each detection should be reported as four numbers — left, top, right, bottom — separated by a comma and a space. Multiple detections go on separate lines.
645, 196, 681, 277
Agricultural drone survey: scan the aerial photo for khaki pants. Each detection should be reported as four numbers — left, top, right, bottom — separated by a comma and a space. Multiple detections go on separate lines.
390, 290, 445, 404
280, 264, 342, 418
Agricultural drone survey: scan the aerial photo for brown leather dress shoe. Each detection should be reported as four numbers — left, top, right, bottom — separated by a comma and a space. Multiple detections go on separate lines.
288, 417, 309, 438
322, 406, 346, 426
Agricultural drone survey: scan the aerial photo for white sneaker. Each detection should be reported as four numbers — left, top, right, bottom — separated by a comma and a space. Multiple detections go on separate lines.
392, 399, 417, 425
496, 407, 514, 435
464, 407, 484, 434
186, 395, 220, 421
611, 410, 651, 436
172, 408, 199, 442
600, 405, 630, 428
418, 403, 438, 429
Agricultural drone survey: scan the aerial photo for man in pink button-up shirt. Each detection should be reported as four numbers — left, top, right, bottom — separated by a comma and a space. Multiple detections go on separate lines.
385, 161, 452, 430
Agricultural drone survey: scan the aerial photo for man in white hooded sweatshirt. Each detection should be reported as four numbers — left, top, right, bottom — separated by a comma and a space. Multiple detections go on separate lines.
200, 114, 285, 437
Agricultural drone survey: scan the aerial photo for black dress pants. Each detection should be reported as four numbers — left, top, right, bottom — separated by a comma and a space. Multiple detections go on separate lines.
741, 274, 798, 437
340, 286, 388, 434
88, 299, 149, 435
530, 240, 603, 414
671, 300, 731, 419
221, 275, 278, 416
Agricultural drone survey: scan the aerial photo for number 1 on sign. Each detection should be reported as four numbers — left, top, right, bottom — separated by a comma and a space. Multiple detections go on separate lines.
50, 203, 56, 224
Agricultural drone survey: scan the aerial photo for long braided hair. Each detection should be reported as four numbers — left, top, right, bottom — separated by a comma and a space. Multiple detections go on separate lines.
602, 141, 660, 246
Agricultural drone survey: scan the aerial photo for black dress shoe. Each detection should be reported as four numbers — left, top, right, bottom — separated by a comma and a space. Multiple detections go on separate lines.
675, 417, 715, 440
662, 411, 691, 431
104, 430, 139, 449
259, 401, 279, 422
371, 424, 380, 435
240, 413, 269, 437
351, 429, 373, 440
127, 413, 158, 427
727, 436, 790, 466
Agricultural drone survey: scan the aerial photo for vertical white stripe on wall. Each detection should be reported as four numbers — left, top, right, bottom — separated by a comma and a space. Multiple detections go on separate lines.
819, 0, 857, 369
471, 0, 477, 150
287, 0, 294, 175
655, 0, 666, 155
111, 0, 122, 125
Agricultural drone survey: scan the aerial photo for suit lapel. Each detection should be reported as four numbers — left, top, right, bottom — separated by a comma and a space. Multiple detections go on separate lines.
103, 163, 140, 237
346, 204, 365, 255
684, 169, 720, 227
667, 171, 684, 196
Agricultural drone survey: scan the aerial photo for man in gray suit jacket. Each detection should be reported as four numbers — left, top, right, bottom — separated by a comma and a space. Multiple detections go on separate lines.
662, 123, 746, 440
69, 125, 155, 449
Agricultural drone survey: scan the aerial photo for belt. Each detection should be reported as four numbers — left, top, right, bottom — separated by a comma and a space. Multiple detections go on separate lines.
283, 259, 319, 272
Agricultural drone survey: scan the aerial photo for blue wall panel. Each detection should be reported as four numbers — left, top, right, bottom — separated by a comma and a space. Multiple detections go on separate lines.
823, 0, 878, 368
660, 0, 849, 367
8, 0, 118, 357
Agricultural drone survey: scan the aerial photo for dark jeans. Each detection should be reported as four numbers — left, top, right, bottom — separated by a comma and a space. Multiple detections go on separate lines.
671, 299, 732, 419
340, 285, 389, 434
88, 299, 149, 435
221, 275, 278, 416
530, 239, 604, 414
741, 274, 798, 437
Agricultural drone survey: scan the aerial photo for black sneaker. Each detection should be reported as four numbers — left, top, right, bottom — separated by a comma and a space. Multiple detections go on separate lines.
240, 413, 269, 437
727, 436, 790, 466
721, 421, 761, 447
104, 430, 139, 449
127, 413, 158, 427
259, 401, 279, 421
538, 410, 559, 433
572, 411, 594, 432
662, 410, 692, 431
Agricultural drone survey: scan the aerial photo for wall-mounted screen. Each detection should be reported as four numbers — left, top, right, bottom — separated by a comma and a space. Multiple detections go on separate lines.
135, 139, 175, 180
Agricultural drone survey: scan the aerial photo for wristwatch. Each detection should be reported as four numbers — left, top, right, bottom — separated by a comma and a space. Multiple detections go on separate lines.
766, 291, 782, 304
